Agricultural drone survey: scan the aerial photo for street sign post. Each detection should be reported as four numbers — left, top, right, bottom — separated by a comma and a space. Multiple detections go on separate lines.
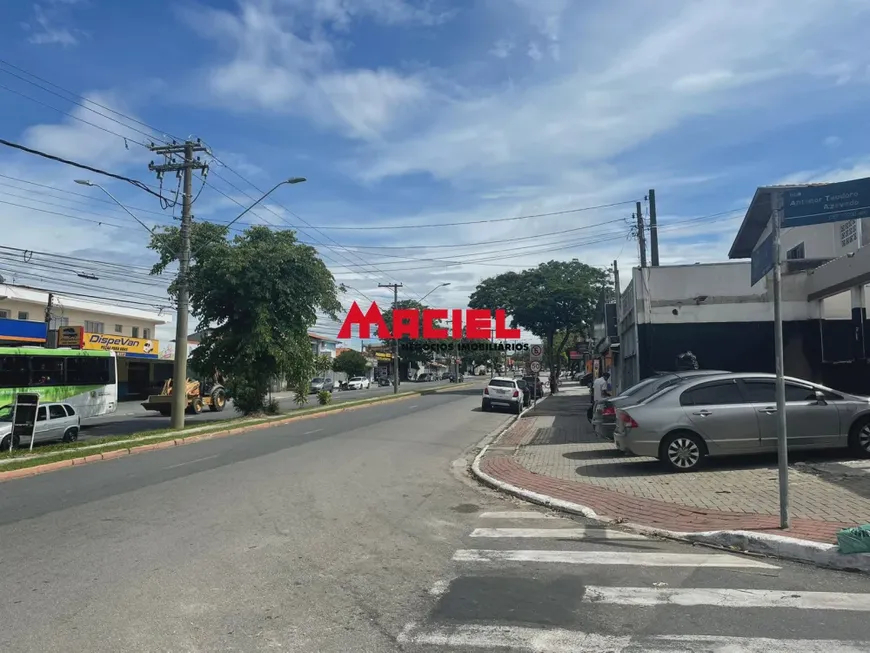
530, 361, 542, 373
10, 393, 40, 452
750, 231, 774, 286
782, 177, 870, 227
530, 344, 543, 360
770, 191, 790, 529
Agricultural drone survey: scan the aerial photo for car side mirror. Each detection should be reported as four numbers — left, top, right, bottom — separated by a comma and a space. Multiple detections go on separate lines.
814, 390, 827, 405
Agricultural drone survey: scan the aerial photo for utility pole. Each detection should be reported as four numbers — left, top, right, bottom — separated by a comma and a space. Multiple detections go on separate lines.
44, 292, 54, 348
635, 201, 647, 268
770, 191, 790, 529
613, 260, 622, 395
647, 189, 659, 266
378, 283, 403, 394
148, 140, 209, 430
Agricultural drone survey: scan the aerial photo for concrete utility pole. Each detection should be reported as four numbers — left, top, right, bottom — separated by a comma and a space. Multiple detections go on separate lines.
148, 140, 209, 430
44, 292, 54, 348
613, 260, 622, 395
378, 282, 403, 394
635, 201, 647, 268
648, 189, 659, 266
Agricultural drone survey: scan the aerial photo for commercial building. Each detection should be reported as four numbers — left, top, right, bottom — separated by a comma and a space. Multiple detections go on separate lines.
615, 181, 870, 394
0, 283, 171, 399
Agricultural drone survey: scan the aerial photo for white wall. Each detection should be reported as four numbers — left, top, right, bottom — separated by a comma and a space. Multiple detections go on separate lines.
0, 298, 163, 337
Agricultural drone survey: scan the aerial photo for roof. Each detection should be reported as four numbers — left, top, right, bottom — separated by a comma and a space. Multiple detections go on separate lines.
309, 332, 340, 343
2, 284, 170, 324
729, 183, 831, 259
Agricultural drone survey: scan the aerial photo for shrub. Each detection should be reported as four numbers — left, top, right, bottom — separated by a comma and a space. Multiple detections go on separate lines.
317, 390, 332, 405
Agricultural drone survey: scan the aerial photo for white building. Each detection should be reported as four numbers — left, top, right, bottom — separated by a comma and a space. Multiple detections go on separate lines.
0, 283, 172, 399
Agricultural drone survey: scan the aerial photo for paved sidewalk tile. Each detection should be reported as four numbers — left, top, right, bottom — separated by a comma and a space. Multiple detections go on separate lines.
481, 394, 870, 543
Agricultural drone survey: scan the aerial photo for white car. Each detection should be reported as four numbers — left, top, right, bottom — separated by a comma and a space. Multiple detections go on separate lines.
0, 402, 81, 450
482, 377, 525, 414
346, 376, 370, 390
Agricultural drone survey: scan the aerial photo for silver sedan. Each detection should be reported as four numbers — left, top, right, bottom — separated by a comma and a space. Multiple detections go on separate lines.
613, 372, 870, 472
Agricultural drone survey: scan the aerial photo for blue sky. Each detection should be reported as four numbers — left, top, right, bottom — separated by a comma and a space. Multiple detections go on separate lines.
2, 0, 870, 348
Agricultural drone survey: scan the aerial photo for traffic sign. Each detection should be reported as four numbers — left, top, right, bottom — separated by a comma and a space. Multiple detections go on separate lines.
750, 230, 774, 286
530, 344, 543, 360
782, 177, 870, 227
530, 361, 542, 373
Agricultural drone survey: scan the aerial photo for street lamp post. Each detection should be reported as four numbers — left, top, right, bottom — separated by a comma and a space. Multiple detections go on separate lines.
419, 282, 450, 377
74, 180, 155, 234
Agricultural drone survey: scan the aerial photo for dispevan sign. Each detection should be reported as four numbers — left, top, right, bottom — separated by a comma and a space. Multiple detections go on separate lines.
82, 332, 159, 357
338, 302, 521, 340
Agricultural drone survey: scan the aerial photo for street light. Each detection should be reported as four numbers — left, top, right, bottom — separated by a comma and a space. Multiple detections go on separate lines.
225, 177, 306, 229
419, 282, 450, 303
74, 180, 154, 234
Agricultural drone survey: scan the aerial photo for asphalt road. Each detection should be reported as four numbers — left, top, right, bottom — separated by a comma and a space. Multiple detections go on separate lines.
1, 386, 868, 652
79, 377, 481, 439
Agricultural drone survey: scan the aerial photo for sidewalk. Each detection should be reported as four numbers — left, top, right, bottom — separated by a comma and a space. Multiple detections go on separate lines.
475, 383, 870, 569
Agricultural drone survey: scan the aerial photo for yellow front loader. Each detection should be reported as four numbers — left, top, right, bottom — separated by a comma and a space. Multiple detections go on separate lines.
141, 377, 227, 416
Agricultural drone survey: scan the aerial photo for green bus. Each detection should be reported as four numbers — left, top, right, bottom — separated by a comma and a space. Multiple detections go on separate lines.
0, 347, 118, 419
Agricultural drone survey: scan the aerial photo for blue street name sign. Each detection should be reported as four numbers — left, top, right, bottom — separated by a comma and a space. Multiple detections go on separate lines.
751, 230, 775, 286
782, 176, 870, 228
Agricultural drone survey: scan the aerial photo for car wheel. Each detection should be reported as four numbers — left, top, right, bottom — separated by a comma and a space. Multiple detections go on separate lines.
848, 417, 870, 458
515, 401, 522, 415
660, 431, 706, 472
63, 427, 79, 443
1, 434, 20, 451
481, 400, 490, 412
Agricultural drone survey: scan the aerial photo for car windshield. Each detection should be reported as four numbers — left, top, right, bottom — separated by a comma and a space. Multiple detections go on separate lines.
0, 404, 12, 422
620, 375, 671, 399
311, 378, 324, 383
489, 380, 515, 388
350, 377, 363, 381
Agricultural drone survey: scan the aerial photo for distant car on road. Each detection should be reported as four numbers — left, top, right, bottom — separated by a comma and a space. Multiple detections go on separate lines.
482, 377, 525, 414
346, 377, 370, 390
309, 377, 335, 393
0, 402, 80, 450
614, 372, 870, 472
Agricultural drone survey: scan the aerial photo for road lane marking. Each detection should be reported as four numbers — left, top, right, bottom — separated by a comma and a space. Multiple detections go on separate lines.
165, 455, 218, 470
303, 429, 323, 435
479, 511, 561, 519
470, 527, 647, 540
582, 586, 870, 611
452, 549, 780, 568
408, 405, 418, 409
397, 624, 869, 652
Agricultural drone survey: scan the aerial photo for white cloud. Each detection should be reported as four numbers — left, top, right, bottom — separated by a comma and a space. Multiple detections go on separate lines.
178, 0, 433, 140
22, 0, 88, 46
490, 39, 514, 59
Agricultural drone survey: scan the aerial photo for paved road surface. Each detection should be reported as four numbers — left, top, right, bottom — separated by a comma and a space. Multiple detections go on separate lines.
1, 386, 867, 651
79, 377, 479, 439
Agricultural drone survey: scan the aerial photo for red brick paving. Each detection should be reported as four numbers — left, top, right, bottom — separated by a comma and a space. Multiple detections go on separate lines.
479, 452, 850, 544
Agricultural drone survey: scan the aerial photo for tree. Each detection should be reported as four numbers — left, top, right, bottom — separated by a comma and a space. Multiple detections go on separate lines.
332, 349, 368, 378
148, 224, 342, 414
315, 353, 333, 376
469, 260, 610, 391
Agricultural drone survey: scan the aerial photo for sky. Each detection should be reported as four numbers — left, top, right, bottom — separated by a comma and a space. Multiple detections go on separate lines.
2, 0, 870, 350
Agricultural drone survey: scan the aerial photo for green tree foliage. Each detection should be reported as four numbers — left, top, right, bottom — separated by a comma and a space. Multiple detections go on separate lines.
148, 224, 342, 414
469, 260, 610, 389
332, 349, 368, 378
315, 353, 333, 376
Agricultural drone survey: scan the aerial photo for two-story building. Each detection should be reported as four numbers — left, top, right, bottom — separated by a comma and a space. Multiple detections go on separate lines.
309, 333, 340, 359
0, 283, 171, 399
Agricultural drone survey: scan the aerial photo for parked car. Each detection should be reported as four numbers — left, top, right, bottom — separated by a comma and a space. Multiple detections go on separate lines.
0, 402, 81, 449
346, 377, 370, 390
613, 372, 870, 472
482, 377, 525, 414
309, 377, 335, 393
514, 378, 533, 408
522, 375, 544, 399
592, 370, 728, 443
378, 376, 392, 387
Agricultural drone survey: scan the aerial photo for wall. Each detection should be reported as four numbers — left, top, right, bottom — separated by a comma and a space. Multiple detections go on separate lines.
0, 299, 161, 338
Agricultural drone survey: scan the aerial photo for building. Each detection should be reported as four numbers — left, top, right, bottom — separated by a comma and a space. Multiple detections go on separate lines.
310, 333, 340, 359
0, 283, 171, 399
615, 181, 870, 394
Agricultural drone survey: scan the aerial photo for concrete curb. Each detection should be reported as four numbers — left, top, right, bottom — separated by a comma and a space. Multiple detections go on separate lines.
470, 408, 870, 575
0, 385, 469, 483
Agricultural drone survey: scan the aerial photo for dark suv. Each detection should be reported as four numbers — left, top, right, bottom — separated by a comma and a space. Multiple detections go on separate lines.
522, 375, 544, 399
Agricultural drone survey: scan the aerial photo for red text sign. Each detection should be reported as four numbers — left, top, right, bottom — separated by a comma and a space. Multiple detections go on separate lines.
337, 302, 521, 340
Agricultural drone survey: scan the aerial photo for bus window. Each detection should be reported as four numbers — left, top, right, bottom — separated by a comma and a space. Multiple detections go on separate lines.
66, 357, 112, 385
30, 356, 65, 385
0, 356, 29, 388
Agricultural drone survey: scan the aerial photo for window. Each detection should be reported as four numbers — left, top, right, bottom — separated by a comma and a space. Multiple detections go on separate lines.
489, 379, 517, 388
841, 219, 858, 247
50, 316, 69, 329
64, 404, 76, 417
65, 356, 114, 385
131, 326, 139, 337
143, 328, 151, 339
786, 242, 805, 260
0, 356, 29, 388
85, 321, 104, 334
36, 406, 46, 422
17, 311, 29, 321
48, 404, 66, 420
115, 324, 123, 333
741, 379, 838, 403
0, 310, 8, 319
680, 381, 744, 406
31, 357, 64, 385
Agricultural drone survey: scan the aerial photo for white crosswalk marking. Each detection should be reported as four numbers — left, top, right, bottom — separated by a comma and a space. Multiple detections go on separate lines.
397, 623, 870, 652
479, 511, 561, 519
453, 549, 780, 568
470, 527, 648, 540
582, 586, 870, 611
